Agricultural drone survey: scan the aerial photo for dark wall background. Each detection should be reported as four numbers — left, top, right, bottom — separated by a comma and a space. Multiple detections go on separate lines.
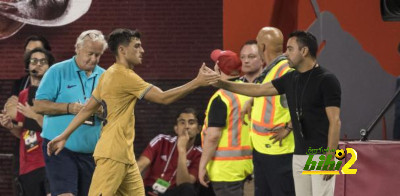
0, 0, 222, 194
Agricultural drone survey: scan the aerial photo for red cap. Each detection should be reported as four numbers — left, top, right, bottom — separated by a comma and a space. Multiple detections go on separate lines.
210, 49, 242, 76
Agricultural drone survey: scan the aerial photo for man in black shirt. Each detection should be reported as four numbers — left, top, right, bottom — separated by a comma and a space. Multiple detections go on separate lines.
215, 31, 341, 196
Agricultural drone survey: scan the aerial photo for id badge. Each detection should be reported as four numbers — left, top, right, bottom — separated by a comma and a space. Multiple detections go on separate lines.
23, 130, 39, 152
84, 115, 95, 126
152, 178, 170, 194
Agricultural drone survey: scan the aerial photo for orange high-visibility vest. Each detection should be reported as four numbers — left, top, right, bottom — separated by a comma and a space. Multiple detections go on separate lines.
202, 88, 253, 182
250, 58, 295, 155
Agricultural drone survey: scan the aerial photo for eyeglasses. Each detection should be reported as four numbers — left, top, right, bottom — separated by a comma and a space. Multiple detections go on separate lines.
30, 58, 48, 66
80, 31, 103, 42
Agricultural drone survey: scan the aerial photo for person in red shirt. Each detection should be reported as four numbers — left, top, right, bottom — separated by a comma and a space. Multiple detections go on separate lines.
0, 48, 54, 196
137, 108, 203, 196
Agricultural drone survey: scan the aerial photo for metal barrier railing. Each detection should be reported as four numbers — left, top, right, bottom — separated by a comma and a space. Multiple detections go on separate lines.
360, 87, 400, 141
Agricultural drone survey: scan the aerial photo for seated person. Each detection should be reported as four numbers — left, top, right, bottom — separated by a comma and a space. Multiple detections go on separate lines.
137, 107, 202, 196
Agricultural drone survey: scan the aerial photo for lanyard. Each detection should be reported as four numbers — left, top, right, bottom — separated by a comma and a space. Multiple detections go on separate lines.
161, 139, 193, 183
77, 72, 96, 101
294, 63, 317, 118
294, 63, 317, 138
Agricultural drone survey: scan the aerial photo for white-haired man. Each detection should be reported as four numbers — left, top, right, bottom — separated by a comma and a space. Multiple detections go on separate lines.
34, 30, 107, 196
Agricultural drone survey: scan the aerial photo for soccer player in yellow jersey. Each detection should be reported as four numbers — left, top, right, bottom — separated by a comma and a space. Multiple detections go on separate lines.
46, 28, 220, 196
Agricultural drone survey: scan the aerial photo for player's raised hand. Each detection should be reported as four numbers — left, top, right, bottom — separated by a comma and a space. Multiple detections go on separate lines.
195, 63, 220, 86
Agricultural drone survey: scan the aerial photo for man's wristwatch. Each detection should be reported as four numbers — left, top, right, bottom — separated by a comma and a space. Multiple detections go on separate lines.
284, 122, 293, 131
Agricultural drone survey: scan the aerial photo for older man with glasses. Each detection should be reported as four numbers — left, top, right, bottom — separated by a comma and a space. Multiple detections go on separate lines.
33, 30, 107, 196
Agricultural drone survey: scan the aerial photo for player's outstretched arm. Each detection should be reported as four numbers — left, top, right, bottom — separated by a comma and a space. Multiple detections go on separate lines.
47, 97, 100, 156
144, 64, 220, 105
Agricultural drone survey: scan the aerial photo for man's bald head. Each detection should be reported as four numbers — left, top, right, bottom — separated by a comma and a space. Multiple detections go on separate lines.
256, 27, 284, 63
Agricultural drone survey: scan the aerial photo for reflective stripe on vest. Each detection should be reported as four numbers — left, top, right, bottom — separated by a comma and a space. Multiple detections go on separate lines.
202, 88, 252, 160
252, 60, 290, 134
220, 90, 241, 147
214, 149, 252, 160
250, 58, 294, 155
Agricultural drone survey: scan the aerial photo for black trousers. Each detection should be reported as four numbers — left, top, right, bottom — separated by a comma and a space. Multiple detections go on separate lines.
18, 167, 50, 196
253, 150, 295, 196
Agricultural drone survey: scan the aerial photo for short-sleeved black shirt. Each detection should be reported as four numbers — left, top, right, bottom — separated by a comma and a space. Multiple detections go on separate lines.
208, 77, 241, 128
271, 66, 341, 154
208, 95, 227, 127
